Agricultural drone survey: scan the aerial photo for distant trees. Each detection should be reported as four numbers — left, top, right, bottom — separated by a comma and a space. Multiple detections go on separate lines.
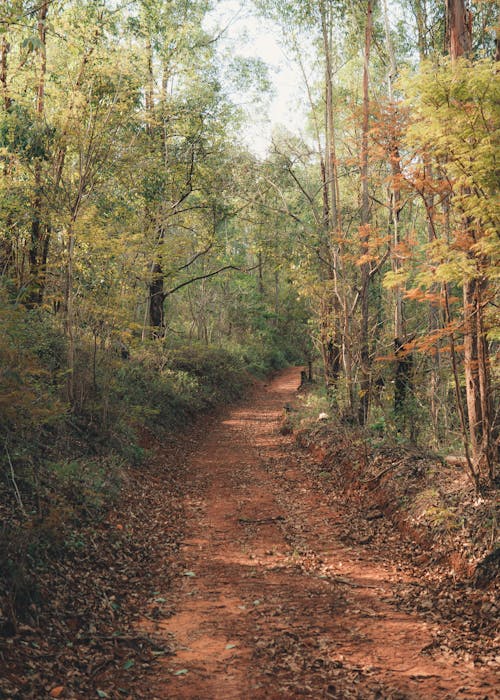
0, 0, 497, 486
252, 0, 498, 486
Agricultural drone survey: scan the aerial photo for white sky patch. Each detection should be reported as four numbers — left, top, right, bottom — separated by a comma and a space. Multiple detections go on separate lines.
205, 0, 308, 157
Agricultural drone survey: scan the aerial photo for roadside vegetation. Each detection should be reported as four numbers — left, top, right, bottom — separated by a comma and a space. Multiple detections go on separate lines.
0, 0, 498, 695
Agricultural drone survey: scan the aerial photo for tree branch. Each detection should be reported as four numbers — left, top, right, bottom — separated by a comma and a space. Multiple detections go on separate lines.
165, 263, 258, 297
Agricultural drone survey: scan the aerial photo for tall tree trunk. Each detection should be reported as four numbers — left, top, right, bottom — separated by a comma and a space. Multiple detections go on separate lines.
412, 1, 444, 441
358, 0, 373, 426
28, 1, 50, 307
144, 36, 167, 337
1, 36, 13, 275
425, 159, 443, 444
319, 0, 343, 392
64, 222, 76, 404
446, 0, 494, 483
382, 0, 414, 424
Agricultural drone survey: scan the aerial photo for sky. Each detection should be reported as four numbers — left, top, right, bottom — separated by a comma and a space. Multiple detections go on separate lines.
205, 0, 309, 157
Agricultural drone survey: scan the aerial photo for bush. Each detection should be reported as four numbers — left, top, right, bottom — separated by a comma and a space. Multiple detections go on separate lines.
0, 308, 285, 630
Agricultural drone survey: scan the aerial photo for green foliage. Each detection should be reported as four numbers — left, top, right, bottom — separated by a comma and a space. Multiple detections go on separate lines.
1, 0, 498, 635
404, 58, 499, 240
0, 295, 66, 441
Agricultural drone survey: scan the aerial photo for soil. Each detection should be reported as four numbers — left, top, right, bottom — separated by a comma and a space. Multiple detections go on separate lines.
127, 367, 498, 699
2, 367, 497, 699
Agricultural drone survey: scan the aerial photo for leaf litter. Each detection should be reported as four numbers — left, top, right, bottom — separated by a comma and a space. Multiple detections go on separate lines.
1, 368, 497, 699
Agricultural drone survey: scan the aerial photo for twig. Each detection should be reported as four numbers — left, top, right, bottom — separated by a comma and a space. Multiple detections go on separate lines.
238, 515, 285, 525
4, 442, 27, 517
360, 462, 400, 484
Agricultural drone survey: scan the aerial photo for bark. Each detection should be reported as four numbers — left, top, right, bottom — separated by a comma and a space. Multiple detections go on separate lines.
1, 37, 13, 275
149, 259, 165, 334
320, 1, 339, 236
258, 251, 264, 295
1, 37, 11, 111
320, 298, 341, 388
443, 283, 479, 491
445, 0, 472, 58
28, 1, 50, 307
358, 0, 373, 426
318, 0, 343, 395
144, 35, 166, 337
446, 1, 494, 483
394, 338, 413, 415
463, 272, 494, 481
64, 222, 76, 404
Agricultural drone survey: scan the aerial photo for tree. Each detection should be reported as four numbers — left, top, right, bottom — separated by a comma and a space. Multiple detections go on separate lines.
401, 51, 498, 485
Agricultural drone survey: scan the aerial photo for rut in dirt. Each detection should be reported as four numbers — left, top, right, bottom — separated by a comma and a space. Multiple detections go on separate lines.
136, 367, 497, 700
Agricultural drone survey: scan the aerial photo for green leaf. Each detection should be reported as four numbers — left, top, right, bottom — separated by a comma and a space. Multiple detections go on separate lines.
183, 571, 196, 577
174, 669, 189, 676
225, 643, 237, 650
123, 659, 135, 670
96, 691, 109, 699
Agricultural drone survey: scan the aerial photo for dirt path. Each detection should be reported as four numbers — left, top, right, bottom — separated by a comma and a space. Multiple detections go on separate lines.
136, 367, 497, 699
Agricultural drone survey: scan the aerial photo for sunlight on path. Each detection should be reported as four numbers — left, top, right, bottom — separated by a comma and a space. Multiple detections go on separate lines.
136, 368, 497, 700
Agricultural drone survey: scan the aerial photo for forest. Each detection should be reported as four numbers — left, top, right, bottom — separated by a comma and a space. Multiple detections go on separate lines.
0, 0, 498, 698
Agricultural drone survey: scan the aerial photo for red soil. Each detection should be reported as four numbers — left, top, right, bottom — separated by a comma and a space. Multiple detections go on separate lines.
132, 367, 498, 699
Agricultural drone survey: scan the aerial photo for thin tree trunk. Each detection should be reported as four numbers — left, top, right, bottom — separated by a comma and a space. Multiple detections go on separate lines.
443, 283, 479, 491
1, 36, 13, 275
28, 1, 50, 307
144, 36, 166, 337
258, 251, 264, 295
319, 0, 343, 391
64, 222, 76, 404
358, 0, 373, 426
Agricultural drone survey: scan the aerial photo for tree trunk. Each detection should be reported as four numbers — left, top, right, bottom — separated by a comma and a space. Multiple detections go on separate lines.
358, 0, 373, 426
445, 0, 472, 58
149, 260, 165, 334
64, 221, 76, 404
463, 272, 494, 481
1, 36, 13, 275
258, 251, 264, 295
318, 0, 343, 396
28, 1, 50, 307
446, 0, 494, 484
382, 0, 414, 423
320, 298, 341, 388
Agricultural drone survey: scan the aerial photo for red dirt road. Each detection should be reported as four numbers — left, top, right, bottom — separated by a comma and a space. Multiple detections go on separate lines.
137, 367, 497, 699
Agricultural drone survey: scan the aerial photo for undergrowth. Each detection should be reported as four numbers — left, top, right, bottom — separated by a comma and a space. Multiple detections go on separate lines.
292, 381, 499, 579
0, 300, 289, 632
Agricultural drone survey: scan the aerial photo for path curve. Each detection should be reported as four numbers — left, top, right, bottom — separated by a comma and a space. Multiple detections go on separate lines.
137, 367, 497, 699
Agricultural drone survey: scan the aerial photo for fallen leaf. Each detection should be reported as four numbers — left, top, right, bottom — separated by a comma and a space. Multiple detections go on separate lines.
49, 687, 64, 698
